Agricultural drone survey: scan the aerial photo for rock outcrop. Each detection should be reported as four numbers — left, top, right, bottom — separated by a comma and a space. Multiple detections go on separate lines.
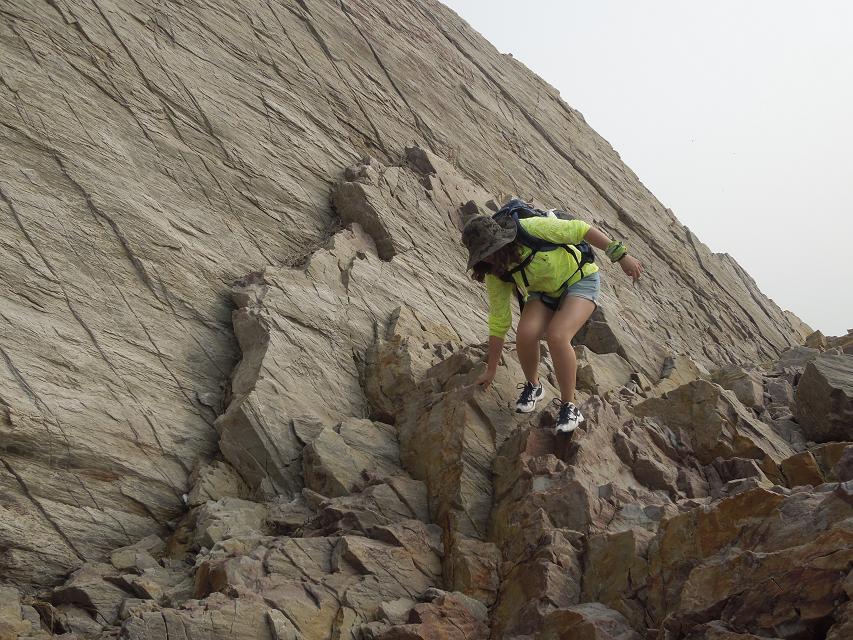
1, 1, 850, 639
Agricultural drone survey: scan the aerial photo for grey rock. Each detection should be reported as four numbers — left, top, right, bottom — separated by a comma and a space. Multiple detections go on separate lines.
795, 354, 853, 442
776, 346, 821, 369
193, 498, 268, 548
712, 365, 764, 410
187, 461, 250, 508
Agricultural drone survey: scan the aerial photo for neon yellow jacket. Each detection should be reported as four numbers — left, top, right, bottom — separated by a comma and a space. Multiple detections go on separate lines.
485, 217, 598, 338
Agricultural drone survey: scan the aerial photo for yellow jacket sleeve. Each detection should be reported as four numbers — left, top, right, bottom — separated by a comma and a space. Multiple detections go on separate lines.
485, 273, 513, 338
521, 217, 590, 245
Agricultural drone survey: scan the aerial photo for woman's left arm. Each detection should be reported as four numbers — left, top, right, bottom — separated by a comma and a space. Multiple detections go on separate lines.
585, 227, 644, 282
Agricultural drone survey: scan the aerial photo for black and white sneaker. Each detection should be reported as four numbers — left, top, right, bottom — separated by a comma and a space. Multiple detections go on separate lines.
515, 381, 544, 413
554, 400, 584, 434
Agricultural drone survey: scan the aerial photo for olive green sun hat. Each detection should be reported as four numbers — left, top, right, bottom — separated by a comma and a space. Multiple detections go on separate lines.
461, 215, 517, 269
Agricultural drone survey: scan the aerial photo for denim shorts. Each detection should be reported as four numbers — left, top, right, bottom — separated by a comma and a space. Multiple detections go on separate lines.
526, 271, 601, 312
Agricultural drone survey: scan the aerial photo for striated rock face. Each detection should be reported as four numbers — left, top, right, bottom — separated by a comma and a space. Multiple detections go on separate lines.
0, 1, 849, 639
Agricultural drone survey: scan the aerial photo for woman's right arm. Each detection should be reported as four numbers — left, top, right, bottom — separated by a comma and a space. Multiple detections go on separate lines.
476, 335, 505, 388
477, 274, 513, 389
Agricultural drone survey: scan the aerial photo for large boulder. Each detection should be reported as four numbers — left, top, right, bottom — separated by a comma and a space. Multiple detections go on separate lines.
711, 365, 764, 410
634, 380, 795, 480
795, 354, 853, 443
0, 587, 30, 640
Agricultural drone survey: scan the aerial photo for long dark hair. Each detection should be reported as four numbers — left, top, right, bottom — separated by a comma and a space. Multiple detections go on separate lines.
470, 241, 522, 283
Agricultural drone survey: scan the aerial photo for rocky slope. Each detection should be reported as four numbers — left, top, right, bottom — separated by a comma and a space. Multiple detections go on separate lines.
0, 1, 849, 639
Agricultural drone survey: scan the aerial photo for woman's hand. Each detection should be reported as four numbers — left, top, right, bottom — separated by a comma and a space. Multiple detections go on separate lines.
476, 368, 497, 390
620, 255, 643, 282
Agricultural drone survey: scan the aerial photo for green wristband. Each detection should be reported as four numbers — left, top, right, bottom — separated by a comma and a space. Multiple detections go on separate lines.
606, 241, 627, 262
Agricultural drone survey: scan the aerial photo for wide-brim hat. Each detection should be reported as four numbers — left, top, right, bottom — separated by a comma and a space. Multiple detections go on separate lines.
461, 215, 517, 269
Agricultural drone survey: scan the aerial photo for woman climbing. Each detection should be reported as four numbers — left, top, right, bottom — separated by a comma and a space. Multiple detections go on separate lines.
461, 203, 643, 433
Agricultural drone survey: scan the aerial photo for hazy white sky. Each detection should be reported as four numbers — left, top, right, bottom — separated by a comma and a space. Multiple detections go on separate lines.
443, 0, 853, 336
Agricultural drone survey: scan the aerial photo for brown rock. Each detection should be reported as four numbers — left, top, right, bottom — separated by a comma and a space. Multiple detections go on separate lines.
0, 587, 31, 640
647, 485, 853, 635
193, 498, 268, 548
711, 365, 764, 410
537, 603, 642, 639
377, 592, 489, 640
765, 377, 795, 407
835, 446, 853, 482
574, 346, 636, 396
634, 380, 795, 480
653, 355, 711, 395
582, 529, 652, 628
827, 601, 853, 640
187, 461, 250, 508
446, 535, 501, 607
780, 451, 824, 487
51, 563, 129, 626
810, 442, 853, 481
110, 535, 166, 572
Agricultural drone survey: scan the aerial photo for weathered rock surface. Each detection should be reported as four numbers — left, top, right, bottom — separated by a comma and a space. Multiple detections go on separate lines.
795, 354, 853, 442
633, 380, 795, 480
0, 0, 814, 592
1, 1, 850, 639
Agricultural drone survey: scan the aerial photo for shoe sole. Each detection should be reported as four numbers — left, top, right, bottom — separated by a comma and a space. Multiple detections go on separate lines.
554, 417, 584, 435
554, 424, 578, 435
515, 390, 545, 413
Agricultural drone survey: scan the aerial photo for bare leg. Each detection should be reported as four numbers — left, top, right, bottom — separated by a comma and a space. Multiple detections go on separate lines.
515, 299, 553, 384
545, 297, 596, 402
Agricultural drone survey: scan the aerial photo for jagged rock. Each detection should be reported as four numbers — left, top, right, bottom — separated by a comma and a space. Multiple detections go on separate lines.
581, 529, 652, 628
0, 587, 30, 640
775, 346, 821, 370
765, 377, 795, 407
711, 365, 764, 410
634, 380, 795, 481
266, 496, 315, 535
536, 603, 642, 639
193, 498, 268, 548
110, 535, 166, 572
804, 330, 827, 350
120, 564, 194, 606
780, 451, 824, 487
0, 0, 811, 592
267, 610, 304, 640
575, 346, 637, 396
827, 602, 853, 640
652, 354, 711, 395
809, 442, 853, 481
305, 477, 428, 536
420, 588, 489, 623
55, 603, 104, 637
120, 593, 272, 640
795, 354, 853, 442
187, 461, 250, 508
51, 563, 129, 626
335, 536, 436, 599
684, 621, 783, 639
835, 446, 853, 482
302, 420, 400, 499
574, 307, 669, 382
118, 599, 161, 622
376, 591, 489, 640
769, 415, 808, 452
445, 534, 501, 607
378, 598, 417, 625
646, 485, 853, 636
